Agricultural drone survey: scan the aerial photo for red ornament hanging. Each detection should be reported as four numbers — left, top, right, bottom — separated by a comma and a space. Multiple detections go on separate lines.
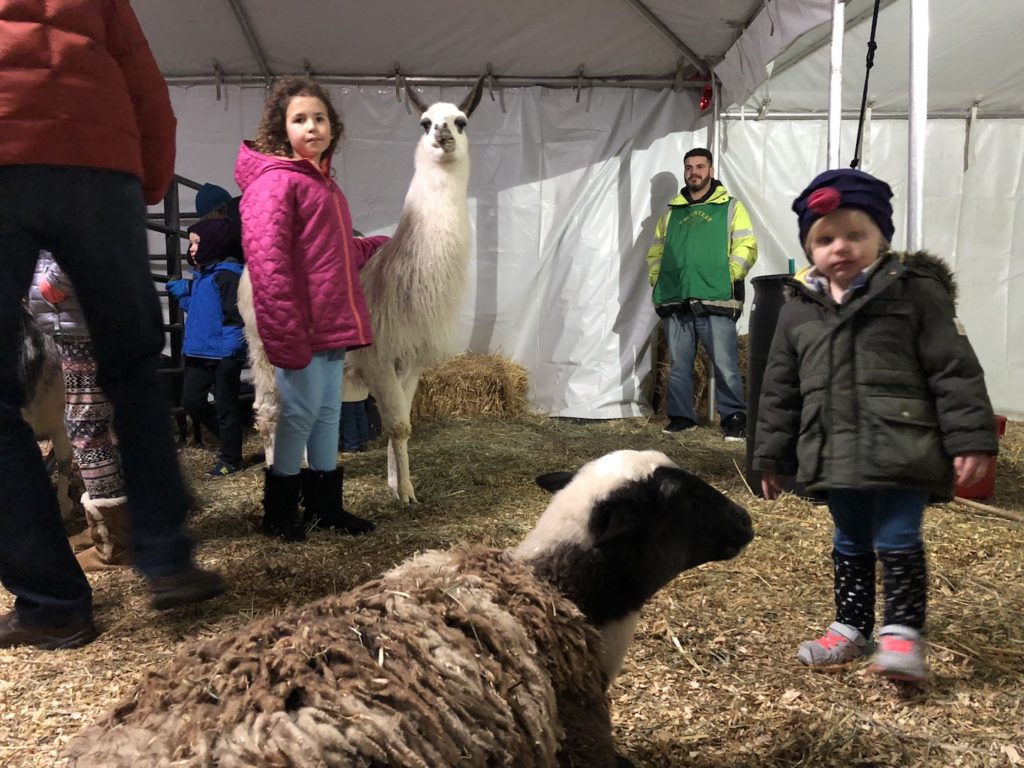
699, 83, 713, 112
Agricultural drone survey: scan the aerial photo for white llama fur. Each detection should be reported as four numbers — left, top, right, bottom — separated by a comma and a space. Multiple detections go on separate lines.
239, 77, 484, 501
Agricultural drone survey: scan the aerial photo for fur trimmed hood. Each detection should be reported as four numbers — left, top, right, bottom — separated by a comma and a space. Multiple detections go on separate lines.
788, 250, 958, 305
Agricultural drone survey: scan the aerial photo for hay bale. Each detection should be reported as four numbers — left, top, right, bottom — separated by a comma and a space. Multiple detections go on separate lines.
411, 352, 531, 420
652, 327, 749, 422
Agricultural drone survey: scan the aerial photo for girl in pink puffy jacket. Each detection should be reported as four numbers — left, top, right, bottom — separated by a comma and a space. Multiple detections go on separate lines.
236, 78, 388, 541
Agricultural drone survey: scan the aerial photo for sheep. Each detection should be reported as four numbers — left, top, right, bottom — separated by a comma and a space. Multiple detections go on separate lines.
238, 77, 484, 501
18, 304, 77, 520
65, 449, 754, 768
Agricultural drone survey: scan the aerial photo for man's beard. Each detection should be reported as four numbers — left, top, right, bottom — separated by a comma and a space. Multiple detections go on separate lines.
686, 177, 708, 193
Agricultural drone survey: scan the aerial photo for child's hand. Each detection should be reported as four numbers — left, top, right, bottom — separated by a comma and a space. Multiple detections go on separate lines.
166, 279, 189, 299
953, 453, 991, 489
761, 472, 782, 500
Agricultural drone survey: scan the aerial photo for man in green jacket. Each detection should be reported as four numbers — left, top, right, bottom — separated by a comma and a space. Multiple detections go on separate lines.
646, 148, 758, 439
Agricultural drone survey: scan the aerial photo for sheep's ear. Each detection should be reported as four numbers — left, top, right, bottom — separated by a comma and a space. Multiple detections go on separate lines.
404, 82, 429, 115
535, 470, 575, 494
458, 75, 486, 118
653, 466, 686, 500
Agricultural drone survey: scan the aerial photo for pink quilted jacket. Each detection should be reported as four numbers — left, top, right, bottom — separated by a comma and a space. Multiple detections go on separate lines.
235, 142, 388, 369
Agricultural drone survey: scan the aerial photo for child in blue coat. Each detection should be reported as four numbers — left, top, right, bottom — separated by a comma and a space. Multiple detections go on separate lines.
167, 218, 247, 476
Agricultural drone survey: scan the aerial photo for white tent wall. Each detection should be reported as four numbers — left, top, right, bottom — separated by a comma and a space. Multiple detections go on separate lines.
718, 117, 1024, 419
165, 83, 704, 419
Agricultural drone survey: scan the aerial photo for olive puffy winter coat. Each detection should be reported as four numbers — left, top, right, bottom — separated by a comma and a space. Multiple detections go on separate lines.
752, 251, 998, 501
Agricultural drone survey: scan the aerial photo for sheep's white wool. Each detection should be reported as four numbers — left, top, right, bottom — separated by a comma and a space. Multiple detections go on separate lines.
598, 611, 641, 681
514, 450, 677, 558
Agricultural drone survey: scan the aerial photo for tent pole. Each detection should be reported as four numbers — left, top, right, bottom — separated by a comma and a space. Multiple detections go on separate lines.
827, 0, 847, 168
907, 0, 929, 252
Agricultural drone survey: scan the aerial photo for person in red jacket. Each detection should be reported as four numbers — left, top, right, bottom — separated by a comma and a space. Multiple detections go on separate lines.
0, 0, 226, 650
236, 77, 388, 541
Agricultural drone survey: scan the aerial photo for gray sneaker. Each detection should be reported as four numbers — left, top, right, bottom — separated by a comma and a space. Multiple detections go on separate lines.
870, 624, 927, 682
797, 621, 869, 666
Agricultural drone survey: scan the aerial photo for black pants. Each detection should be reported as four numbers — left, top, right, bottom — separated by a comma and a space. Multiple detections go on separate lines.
0, 166, 194, 623
182, 356, 244, 466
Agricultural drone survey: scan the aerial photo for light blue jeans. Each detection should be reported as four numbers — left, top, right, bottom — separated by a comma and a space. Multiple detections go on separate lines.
664, 311, 745, 423
829, 488, 927, 556
272, 349, 345, 476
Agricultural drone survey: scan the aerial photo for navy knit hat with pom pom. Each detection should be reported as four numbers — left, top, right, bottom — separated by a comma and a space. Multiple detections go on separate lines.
792, 168, 894, 249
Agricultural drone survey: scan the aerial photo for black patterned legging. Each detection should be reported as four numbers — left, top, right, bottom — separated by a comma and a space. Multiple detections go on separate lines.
57, 335, 126, 500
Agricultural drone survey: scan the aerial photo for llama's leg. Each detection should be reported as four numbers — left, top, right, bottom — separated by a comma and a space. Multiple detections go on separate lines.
51, 429, 74, 521
392, 371, 422, 503
370, 369, 416, 502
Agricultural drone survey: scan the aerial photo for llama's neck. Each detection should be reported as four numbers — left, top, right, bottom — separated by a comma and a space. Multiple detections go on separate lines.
390, 157, 470, 259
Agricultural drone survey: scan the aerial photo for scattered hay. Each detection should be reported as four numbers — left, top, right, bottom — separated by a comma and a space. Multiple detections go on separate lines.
652, 327, 750, 421
411, 351, 531, 420
1, 417, 1022, 767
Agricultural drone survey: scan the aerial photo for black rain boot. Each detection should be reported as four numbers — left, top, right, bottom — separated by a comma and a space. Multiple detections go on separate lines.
300, 467, 376, 535
261, 468, 306, 542
874, 548, 929, 681
879, 548, 927, 632
833, 549, 877, 639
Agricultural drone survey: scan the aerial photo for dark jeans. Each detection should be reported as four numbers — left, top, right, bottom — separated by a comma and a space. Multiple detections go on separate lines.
340, 399, 369, 451
182, 356, 244, 466
828, 488, 928, 556
0, 166, 194, 623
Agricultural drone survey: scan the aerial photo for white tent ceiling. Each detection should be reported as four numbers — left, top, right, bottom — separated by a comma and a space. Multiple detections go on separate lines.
135, 0, 791, 88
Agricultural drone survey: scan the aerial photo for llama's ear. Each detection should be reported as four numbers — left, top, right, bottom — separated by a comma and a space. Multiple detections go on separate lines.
458, 75, 486, 118
404, 82, 429, 115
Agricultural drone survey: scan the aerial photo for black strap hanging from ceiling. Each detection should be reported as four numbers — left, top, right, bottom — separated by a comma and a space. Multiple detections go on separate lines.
850, 0, 884, 169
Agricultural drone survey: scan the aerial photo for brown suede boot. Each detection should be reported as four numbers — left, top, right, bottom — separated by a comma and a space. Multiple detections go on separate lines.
76, 492, 132, 572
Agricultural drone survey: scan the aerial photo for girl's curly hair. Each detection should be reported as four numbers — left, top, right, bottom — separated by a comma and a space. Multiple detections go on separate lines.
253, 77, 344, 160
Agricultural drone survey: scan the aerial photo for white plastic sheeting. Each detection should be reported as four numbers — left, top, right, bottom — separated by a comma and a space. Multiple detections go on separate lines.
735, 0, 1024, 114
167, 84, 703, 418
719, 117, 1024, 418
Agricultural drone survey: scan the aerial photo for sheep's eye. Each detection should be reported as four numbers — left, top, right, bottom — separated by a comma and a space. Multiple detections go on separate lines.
420, 119, 431, 134
455, 117, 467, 133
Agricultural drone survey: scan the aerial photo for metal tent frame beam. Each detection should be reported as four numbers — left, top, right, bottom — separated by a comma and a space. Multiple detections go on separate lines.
226, 0, 273, 80
163, 72, 709, 90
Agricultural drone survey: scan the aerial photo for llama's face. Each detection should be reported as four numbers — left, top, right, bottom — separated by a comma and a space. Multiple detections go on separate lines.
418, 103, 470, 163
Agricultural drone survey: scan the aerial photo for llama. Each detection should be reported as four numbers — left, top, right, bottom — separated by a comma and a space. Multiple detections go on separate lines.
239, 76, 484, 502
19, 305, 77, 520
346, 76, 483, 502
65, 450, 754, 767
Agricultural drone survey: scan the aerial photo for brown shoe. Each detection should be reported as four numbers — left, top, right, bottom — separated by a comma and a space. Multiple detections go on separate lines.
149, 566, 227, 611
0, 611, 97, 650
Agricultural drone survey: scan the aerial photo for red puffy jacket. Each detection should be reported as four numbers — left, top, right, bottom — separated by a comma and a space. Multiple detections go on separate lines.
0, 0, 176, 204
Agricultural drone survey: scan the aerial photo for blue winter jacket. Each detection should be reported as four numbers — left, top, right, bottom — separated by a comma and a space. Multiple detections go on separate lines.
179, 260, 246, 359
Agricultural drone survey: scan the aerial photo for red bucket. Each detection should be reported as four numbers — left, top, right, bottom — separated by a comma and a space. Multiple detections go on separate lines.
954, 414, 1007, 500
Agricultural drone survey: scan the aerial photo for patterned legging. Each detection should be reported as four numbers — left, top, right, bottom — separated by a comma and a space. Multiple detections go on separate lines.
57, 335, 126, 500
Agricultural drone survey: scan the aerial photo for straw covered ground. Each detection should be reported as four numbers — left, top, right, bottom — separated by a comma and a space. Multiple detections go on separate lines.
2, 360, 1022, 767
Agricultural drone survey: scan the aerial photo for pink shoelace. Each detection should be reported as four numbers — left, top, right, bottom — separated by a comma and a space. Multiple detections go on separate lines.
817, 630, 849, 650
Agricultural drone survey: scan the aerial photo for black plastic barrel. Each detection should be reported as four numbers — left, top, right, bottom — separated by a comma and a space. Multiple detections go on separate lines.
744, 274, 791, 497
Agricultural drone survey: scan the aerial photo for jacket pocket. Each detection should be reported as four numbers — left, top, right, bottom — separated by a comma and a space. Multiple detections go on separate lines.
795, 402, 824, 483
867, 398, 947, 482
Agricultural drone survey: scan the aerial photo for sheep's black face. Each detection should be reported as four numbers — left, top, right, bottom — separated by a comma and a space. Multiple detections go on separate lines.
527, 460, 753, 628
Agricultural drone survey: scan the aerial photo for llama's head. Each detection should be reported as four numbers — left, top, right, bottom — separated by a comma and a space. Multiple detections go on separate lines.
406, 76, 485, 165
